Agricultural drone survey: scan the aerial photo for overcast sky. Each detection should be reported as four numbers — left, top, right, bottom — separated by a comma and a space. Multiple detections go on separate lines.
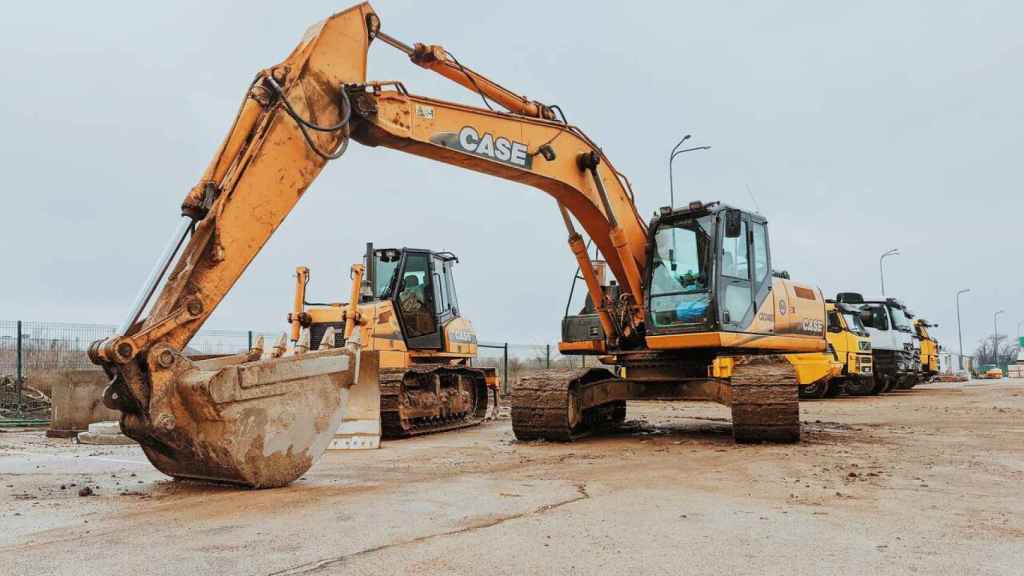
1, 1, 1021, 353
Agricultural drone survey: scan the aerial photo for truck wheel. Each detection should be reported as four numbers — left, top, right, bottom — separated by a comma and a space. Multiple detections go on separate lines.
845, 378, 875, 396
823, 380, 843, 398
798, 381, 829, 399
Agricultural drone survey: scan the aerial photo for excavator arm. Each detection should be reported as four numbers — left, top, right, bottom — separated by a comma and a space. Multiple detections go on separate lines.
89, 2, 651, 487
93, 2, 647, 371
347, 86, 647, 334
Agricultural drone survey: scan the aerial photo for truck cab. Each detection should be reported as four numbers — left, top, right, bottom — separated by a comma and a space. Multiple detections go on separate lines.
913, 319, 940, 384
837, 293, 917, 394
798, 301, 873, 398
827, 300, 873, 395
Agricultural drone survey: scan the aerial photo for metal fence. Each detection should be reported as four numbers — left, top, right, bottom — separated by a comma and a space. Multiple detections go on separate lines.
477, 341, 594, 394
0, 321, 287, 422
0, 320, 576, 421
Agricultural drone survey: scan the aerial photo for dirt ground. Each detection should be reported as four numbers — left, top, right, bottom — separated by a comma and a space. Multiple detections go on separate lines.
1, 379, 1022, 575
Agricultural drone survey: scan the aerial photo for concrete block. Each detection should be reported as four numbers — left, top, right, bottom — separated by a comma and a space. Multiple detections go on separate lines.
46, 370, 120, 437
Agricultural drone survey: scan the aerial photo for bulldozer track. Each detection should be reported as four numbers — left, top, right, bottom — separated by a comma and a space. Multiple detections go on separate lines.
510, 368, 625, 442
729, 356, 800, 443
379, 365, 490, 438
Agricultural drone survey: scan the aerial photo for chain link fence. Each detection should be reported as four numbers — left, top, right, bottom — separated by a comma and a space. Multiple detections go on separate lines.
0, 320, 585, 421
476, 341, 596, 394
0, 321, 291, 423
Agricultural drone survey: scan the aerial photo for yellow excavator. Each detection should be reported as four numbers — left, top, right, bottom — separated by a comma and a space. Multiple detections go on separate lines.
89, 2, 834, 488
289, 243, 499, 439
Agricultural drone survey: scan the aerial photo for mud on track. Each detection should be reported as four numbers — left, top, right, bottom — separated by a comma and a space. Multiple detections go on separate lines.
1, 380, 1022, 575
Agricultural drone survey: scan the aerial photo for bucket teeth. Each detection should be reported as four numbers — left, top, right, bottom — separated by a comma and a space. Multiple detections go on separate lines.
251, 335, 265, 355
294, 328, 310, 355
271, 333, 288, 358
319, 326, 336, 349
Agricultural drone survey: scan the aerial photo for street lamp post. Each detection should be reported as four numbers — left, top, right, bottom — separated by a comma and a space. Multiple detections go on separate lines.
956, 288, 970, 371
879, 248, 900, 296
995, 309, 1003, 358
668, 134, 711, 208
994, 310, 1006, 366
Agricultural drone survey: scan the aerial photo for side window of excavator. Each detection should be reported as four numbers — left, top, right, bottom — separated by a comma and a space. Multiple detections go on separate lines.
721, 219, 753, 325
721, 221, 749, 280
751, 222, 769, 284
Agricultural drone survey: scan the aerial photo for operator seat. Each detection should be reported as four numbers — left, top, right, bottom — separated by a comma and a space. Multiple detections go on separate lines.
399, 274, 434, 336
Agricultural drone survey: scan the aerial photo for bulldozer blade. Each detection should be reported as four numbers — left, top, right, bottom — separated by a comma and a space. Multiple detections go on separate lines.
328, 351, 381, 450
115, 347, 378, 488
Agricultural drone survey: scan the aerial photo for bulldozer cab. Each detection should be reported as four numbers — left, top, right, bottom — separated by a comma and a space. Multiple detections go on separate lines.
365, 244, 461, 350
646, 202, 772, 335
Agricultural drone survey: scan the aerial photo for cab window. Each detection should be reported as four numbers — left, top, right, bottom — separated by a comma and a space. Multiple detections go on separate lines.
444, 260, 460, 314
751, 222, 769, 283
432, 256, 450, 315
397, 253, 436, 337
649, 220, 712, 328
827, 310, 842, 332
721, 219, 751, 324
721, 220, 749, 279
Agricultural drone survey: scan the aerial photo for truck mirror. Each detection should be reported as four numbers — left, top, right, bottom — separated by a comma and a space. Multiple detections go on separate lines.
724, 209, 742, 238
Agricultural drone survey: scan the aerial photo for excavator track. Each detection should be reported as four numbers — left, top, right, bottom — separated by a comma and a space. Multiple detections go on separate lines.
511, 368, 625, 442
729, 356, 801, 443
380, 365, 490, 438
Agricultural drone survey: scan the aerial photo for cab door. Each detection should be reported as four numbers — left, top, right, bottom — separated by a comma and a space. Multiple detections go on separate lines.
431, 254, 457, 327
718, 215, 753, 329
718, 212, 772, 331
394, 250, 442, 349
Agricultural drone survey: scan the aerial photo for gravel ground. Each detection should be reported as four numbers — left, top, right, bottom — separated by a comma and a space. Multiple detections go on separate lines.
1, 379, 1022, 575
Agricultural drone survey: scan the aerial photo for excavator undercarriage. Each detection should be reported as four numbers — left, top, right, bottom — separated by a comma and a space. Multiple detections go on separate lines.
511, 355, 799, 443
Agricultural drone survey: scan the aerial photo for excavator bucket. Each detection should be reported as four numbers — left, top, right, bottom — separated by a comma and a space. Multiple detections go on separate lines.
90, 3, 382, 487
113, 344, 379, 488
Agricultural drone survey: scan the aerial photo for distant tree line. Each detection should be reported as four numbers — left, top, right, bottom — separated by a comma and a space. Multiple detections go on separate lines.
973, 335, 1020, 367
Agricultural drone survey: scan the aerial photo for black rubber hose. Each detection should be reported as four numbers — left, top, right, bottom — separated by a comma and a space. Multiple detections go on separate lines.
265, 76, 351, 132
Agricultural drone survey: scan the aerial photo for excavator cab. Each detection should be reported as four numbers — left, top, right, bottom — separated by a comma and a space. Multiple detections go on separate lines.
564, 201, 824, 350
646, 202, 776, 336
